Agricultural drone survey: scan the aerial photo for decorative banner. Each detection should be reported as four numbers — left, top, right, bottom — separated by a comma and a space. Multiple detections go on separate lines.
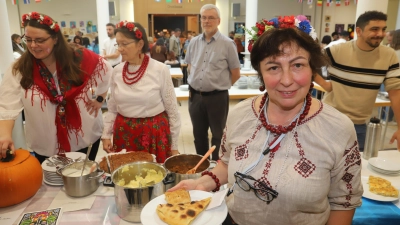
317, 0, 323, 6
298, 0, 303, 3
326, 0, 332, 6
23, 0, 30, 4
177, 0, 182, 3
336, 0, 341, 6
11, 0, 17, 4
187, 0, 192, 2
35, 0, 41, 2
354, 0, 358, 4
166, 0, 172, 2
345, 0, 350, 5
155, 0, 161, 2
307, 0, 313, 4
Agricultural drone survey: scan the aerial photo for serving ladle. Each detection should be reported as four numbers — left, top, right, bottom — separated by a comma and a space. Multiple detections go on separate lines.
186, 145, 216, 174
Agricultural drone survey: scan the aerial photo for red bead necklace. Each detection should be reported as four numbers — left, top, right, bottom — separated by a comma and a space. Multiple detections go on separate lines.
122, 54, 149, 85
259, 93, 312, 135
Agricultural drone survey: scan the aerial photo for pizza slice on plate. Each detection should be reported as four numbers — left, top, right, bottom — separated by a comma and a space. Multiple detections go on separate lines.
368, 175, 399, 197
156, 197, 212, 225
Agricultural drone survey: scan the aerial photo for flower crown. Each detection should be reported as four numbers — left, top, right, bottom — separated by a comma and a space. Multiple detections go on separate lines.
116, 21, 143, 39
22, 12, 60, 33
245, 15, 317, 47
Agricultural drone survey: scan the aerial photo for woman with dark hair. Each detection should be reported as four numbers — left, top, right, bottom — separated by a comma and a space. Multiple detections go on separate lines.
93, 36, 100, 54
11, 34, 26, 59
0, 12, 112, 163
170, 15, 362, 225
150, 38, 167, 63
73, 35, 83, 46
101, 21, 181, 163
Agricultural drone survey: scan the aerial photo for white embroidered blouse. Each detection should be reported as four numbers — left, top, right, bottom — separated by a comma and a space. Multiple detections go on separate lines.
220, 97, 363, 225
102, 58, 181, 150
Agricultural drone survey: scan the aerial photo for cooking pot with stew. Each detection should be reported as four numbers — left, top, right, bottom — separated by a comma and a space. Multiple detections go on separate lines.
163, 154, 216, 190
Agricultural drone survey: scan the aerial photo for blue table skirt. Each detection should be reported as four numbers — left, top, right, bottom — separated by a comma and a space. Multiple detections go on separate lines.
353, 197, 400, 225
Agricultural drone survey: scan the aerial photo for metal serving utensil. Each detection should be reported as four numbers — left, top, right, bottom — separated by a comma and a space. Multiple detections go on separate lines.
80, 143, 93, 177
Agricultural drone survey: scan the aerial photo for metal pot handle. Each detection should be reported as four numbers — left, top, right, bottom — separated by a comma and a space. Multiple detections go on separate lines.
87, 169, 105, 180
163, 172, 175, 185
208, 160, 217, 170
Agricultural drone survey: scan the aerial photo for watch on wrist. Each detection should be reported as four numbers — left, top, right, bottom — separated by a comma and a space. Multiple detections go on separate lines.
96, 96, 104, 103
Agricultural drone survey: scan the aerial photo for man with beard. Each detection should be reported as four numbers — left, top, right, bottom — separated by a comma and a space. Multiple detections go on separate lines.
315, 11, 400, 151
102, 23, 121, 67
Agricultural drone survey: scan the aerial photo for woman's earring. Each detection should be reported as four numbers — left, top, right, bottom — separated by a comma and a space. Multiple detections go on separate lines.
259, 86, 265, 92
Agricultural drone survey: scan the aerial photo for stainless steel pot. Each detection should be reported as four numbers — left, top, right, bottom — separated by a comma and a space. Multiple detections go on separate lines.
164, 154, 216, 190
56, 160, 104, 197
111, 161, 173, 223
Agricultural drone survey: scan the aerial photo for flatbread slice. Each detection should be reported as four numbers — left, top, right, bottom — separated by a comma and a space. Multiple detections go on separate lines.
165, 189, 191, 204
368, 175, 399, 197
156, 197, 212, 225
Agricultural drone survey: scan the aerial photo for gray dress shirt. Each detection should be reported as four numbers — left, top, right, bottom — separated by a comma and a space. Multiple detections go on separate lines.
186, 31, 240, 92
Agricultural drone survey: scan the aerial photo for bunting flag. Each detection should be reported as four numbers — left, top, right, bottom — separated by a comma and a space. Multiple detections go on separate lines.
317, 0, 323, 6
11, 0, 18, 5
35, 0, 41, 2
336, 0, 341, 6
155, 0, 161, 2
177, 0, 182, 3
23, 0, 30, 4
326, 0, 332, 6
298, 0, 303, 3
187, 0, 192, 2
345, 0, 350, 5
166, 0, 172, 2
307, 0, 313, 4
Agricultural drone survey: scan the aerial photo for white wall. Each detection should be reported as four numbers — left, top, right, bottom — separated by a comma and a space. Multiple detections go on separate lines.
6, 0, 99, 36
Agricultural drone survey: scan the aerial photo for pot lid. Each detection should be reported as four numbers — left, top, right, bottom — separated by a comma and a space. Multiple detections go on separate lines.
0, 149, 31, 169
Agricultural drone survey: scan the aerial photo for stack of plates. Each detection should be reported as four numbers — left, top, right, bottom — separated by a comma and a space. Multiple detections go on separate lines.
368, 157, 400, 175
41, 152, 86, 186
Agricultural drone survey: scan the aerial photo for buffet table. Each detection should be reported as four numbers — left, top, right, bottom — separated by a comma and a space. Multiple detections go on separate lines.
353, 150, 400, 225
1, 151, 399, 225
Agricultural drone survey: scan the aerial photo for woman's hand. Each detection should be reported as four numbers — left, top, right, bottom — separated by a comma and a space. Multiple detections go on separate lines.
102, 139, 113, 153
0, 135, 15, 159
86, 99, 103, 117
167, 179, 208, 192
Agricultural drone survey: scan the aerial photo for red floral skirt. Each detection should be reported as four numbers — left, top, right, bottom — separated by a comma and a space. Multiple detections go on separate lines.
112, 111, 172, 163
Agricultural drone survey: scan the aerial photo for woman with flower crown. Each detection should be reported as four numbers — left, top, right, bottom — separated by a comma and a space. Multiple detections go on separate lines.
169, 15, 362, 225
101, 21, 180, 163
0, 12, 112, 163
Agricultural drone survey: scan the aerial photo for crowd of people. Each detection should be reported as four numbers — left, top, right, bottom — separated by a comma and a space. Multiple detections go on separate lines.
2, 4, 400, 225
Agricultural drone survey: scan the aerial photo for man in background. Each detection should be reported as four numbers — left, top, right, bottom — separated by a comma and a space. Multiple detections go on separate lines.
186, 4, 240, 160
102, 23, 121, 67
169, 28, 182, 60
331, 31, 339, 41
324, 31, 350, 48
229, 31, 235, 39
315, 11, 400, 151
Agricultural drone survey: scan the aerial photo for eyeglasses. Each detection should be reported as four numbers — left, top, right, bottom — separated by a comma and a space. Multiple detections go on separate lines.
23, 36, 52, 46
200, 16, 218, 22
114, 41, 135, 49
228, 172, 279, 204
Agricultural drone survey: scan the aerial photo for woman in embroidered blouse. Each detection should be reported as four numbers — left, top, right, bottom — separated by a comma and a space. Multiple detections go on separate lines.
0, 12, 112, 163
101, 21, 180, 163
169, 27, 362, 224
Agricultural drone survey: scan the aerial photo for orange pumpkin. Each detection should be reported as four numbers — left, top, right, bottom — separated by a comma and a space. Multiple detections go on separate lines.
0, 149, 43, 207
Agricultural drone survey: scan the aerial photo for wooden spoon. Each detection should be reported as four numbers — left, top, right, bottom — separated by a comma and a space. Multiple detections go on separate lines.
186, 145, 216, 174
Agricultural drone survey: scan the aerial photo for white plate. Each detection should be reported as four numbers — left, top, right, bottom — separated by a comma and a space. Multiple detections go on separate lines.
361, 176, 399, 202
370, 165, 400, 175
41, 152, 86, 172
43, 178, 63, 186
368, 157, 400, 172
140, 190, 228, 225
